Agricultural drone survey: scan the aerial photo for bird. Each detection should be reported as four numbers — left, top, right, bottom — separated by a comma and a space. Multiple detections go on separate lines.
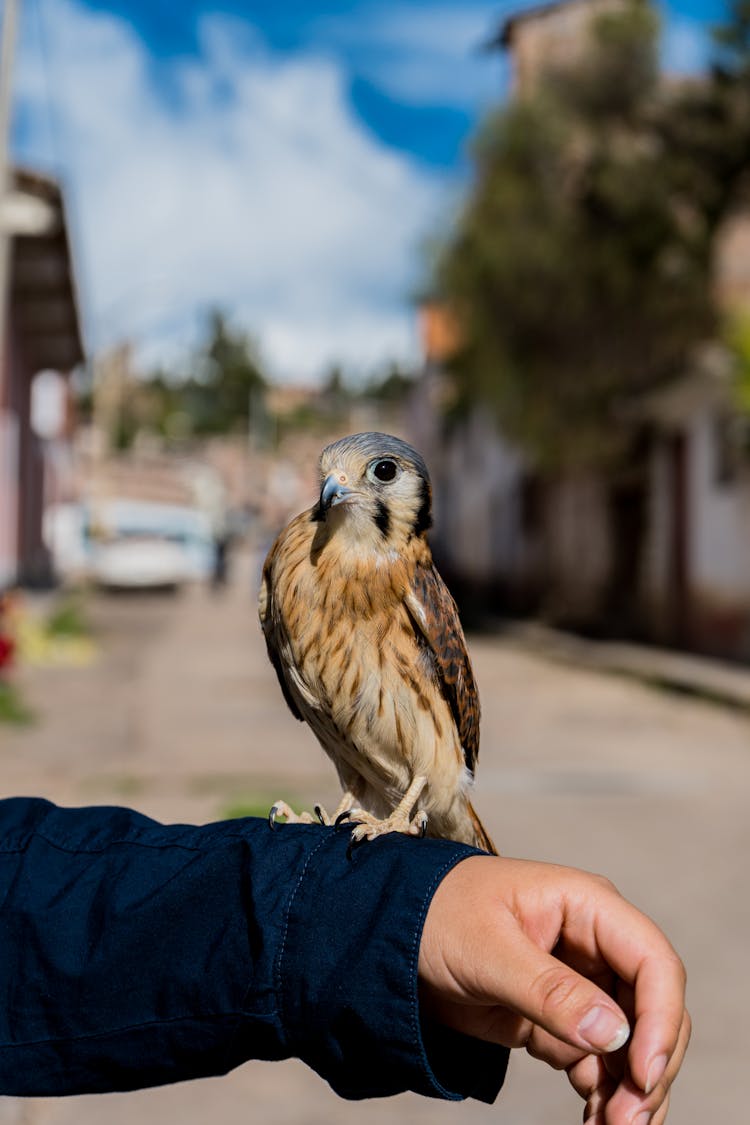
258, 431, 496, 853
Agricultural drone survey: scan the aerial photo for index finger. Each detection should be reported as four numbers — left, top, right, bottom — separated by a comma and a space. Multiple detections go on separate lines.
626, 947, 687, 1093
583, 888, 687, 1093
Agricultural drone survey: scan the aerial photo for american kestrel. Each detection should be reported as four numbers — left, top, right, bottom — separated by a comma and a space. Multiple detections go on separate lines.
258, 432, 496, 853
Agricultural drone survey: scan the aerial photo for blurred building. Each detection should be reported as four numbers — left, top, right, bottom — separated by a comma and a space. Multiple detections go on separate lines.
497, 0, 625, 94
417, 0, 750, 659
637, 350, 750, 656
0, 168, 84, 587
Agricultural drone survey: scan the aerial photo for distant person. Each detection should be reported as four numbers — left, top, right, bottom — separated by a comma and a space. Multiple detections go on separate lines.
211, 529, 231, 590
0, 797, 688, 1121
210, 508, 247, 591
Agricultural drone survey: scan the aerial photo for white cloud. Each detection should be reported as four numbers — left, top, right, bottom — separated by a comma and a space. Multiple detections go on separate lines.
333, 1, 713, 104
14, 0, 445, 381
315, 2, 505, 108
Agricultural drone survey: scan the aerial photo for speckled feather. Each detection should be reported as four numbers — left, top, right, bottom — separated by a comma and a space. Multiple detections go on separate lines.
407, 559, 480, 777
259, 432, 495, 852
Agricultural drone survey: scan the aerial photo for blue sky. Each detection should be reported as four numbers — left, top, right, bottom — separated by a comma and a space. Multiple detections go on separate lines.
10, 0, 729, 381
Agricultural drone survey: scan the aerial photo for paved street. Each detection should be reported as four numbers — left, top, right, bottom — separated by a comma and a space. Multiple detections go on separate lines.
1, 551, 748, 1124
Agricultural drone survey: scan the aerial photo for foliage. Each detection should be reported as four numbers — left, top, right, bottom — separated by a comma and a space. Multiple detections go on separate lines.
0, 681, 34, 726
221, 796, 303, 821
435, 0, 750, 467
180, 310, 267, 435
361, 363, 416, 404
44, 591, 91, 639
269, 361, 417, 442
318, 364, 353, 428
90, 300, 420, 449
103, 310, 268, 447
724, 313, 750, 413
713, 0, 750, 80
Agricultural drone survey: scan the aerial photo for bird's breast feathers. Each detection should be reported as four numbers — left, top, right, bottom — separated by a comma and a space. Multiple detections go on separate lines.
261, 509, 466, 791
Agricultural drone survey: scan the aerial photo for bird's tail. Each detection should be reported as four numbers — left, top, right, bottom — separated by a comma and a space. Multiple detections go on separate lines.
467, 801, 498, 855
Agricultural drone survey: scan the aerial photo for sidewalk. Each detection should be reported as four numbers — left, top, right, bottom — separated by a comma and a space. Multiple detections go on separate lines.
2, 565, 748, 1123
503, 620, 750, 712
0, 552, 337, 824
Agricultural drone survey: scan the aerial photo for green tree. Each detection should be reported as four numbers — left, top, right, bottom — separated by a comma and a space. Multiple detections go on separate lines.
362, 363, 416, 404
183, 310, 267, 435
435, 1, 745, 468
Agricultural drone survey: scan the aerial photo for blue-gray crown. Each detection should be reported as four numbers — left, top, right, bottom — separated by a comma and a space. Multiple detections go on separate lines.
320, 432, 430, 485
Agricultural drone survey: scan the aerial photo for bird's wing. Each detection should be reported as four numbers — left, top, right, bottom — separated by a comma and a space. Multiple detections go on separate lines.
259, 558, 305, 723
405, 560, 480, 775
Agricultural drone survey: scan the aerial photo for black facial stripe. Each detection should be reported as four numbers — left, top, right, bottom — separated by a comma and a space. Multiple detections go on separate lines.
374, 500, 391, 539
412, 479, 433, 537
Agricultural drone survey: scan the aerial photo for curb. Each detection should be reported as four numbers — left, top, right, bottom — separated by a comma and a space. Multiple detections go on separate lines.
501, 622, 750, 713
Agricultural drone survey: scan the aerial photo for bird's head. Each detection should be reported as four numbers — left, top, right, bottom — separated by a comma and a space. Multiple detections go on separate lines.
313, 432, 432, 550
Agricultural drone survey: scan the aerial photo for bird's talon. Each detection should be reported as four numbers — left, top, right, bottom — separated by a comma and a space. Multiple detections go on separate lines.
346, 833, 366, 860
267, 799, 317, 827
335, 807, 356, 826
314, 804, 327, 826
348, 825, 370, 852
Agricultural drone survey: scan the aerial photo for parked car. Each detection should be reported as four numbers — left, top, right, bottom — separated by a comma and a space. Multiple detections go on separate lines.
91, 535, 193, 591
45, 500, 215, 590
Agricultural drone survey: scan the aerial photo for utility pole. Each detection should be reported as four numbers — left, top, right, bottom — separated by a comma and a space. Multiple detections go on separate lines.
0, 0, 20, 403
0, 0, 19, 589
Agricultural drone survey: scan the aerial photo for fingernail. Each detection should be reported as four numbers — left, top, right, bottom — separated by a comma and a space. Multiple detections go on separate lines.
645, 1053, 667, 1094
578, 1005, 630, 1052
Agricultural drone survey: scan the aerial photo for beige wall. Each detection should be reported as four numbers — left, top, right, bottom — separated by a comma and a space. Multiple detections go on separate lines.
541, 473, 612, 620
714, 212, 750, 312
507, 0, 629, 95
431, 410, 527, 585
641, 373, 750, 655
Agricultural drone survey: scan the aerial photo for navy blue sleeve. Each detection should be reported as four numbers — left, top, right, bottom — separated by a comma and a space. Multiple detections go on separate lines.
0, 798, 508, 1102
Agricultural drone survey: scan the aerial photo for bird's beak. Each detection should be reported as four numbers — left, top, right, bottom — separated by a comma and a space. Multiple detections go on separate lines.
319, 474, 353, 511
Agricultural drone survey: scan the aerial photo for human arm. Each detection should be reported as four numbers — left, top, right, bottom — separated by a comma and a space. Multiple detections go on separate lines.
419, 855, 690, 1124
0, 797, 506, 1100
0, 798, 687, 1118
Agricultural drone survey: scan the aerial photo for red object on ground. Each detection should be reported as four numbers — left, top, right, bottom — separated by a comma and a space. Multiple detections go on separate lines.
0, 633, 14, 671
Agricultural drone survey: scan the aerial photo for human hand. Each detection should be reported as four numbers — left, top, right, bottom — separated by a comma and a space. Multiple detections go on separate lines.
418, 856, 689, 1124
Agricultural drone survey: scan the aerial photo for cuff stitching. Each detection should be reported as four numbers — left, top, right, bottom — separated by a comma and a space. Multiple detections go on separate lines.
0, 825, 311, 857
273, 829, 332, 1047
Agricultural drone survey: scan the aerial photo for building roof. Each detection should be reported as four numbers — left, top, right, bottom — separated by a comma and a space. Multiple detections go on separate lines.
491, 0, 603, 49
489, 0, 570, 48
9, 167, 85, 374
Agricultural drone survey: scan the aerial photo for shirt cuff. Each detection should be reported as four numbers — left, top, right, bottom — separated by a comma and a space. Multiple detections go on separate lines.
277, 825, 509, 1102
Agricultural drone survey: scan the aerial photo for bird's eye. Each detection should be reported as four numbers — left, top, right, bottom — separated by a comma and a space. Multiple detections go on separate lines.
371, 459, 398, 483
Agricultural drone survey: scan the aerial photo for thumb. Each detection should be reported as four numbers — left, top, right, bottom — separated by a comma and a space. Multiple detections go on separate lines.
498, 931, 630, 1055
